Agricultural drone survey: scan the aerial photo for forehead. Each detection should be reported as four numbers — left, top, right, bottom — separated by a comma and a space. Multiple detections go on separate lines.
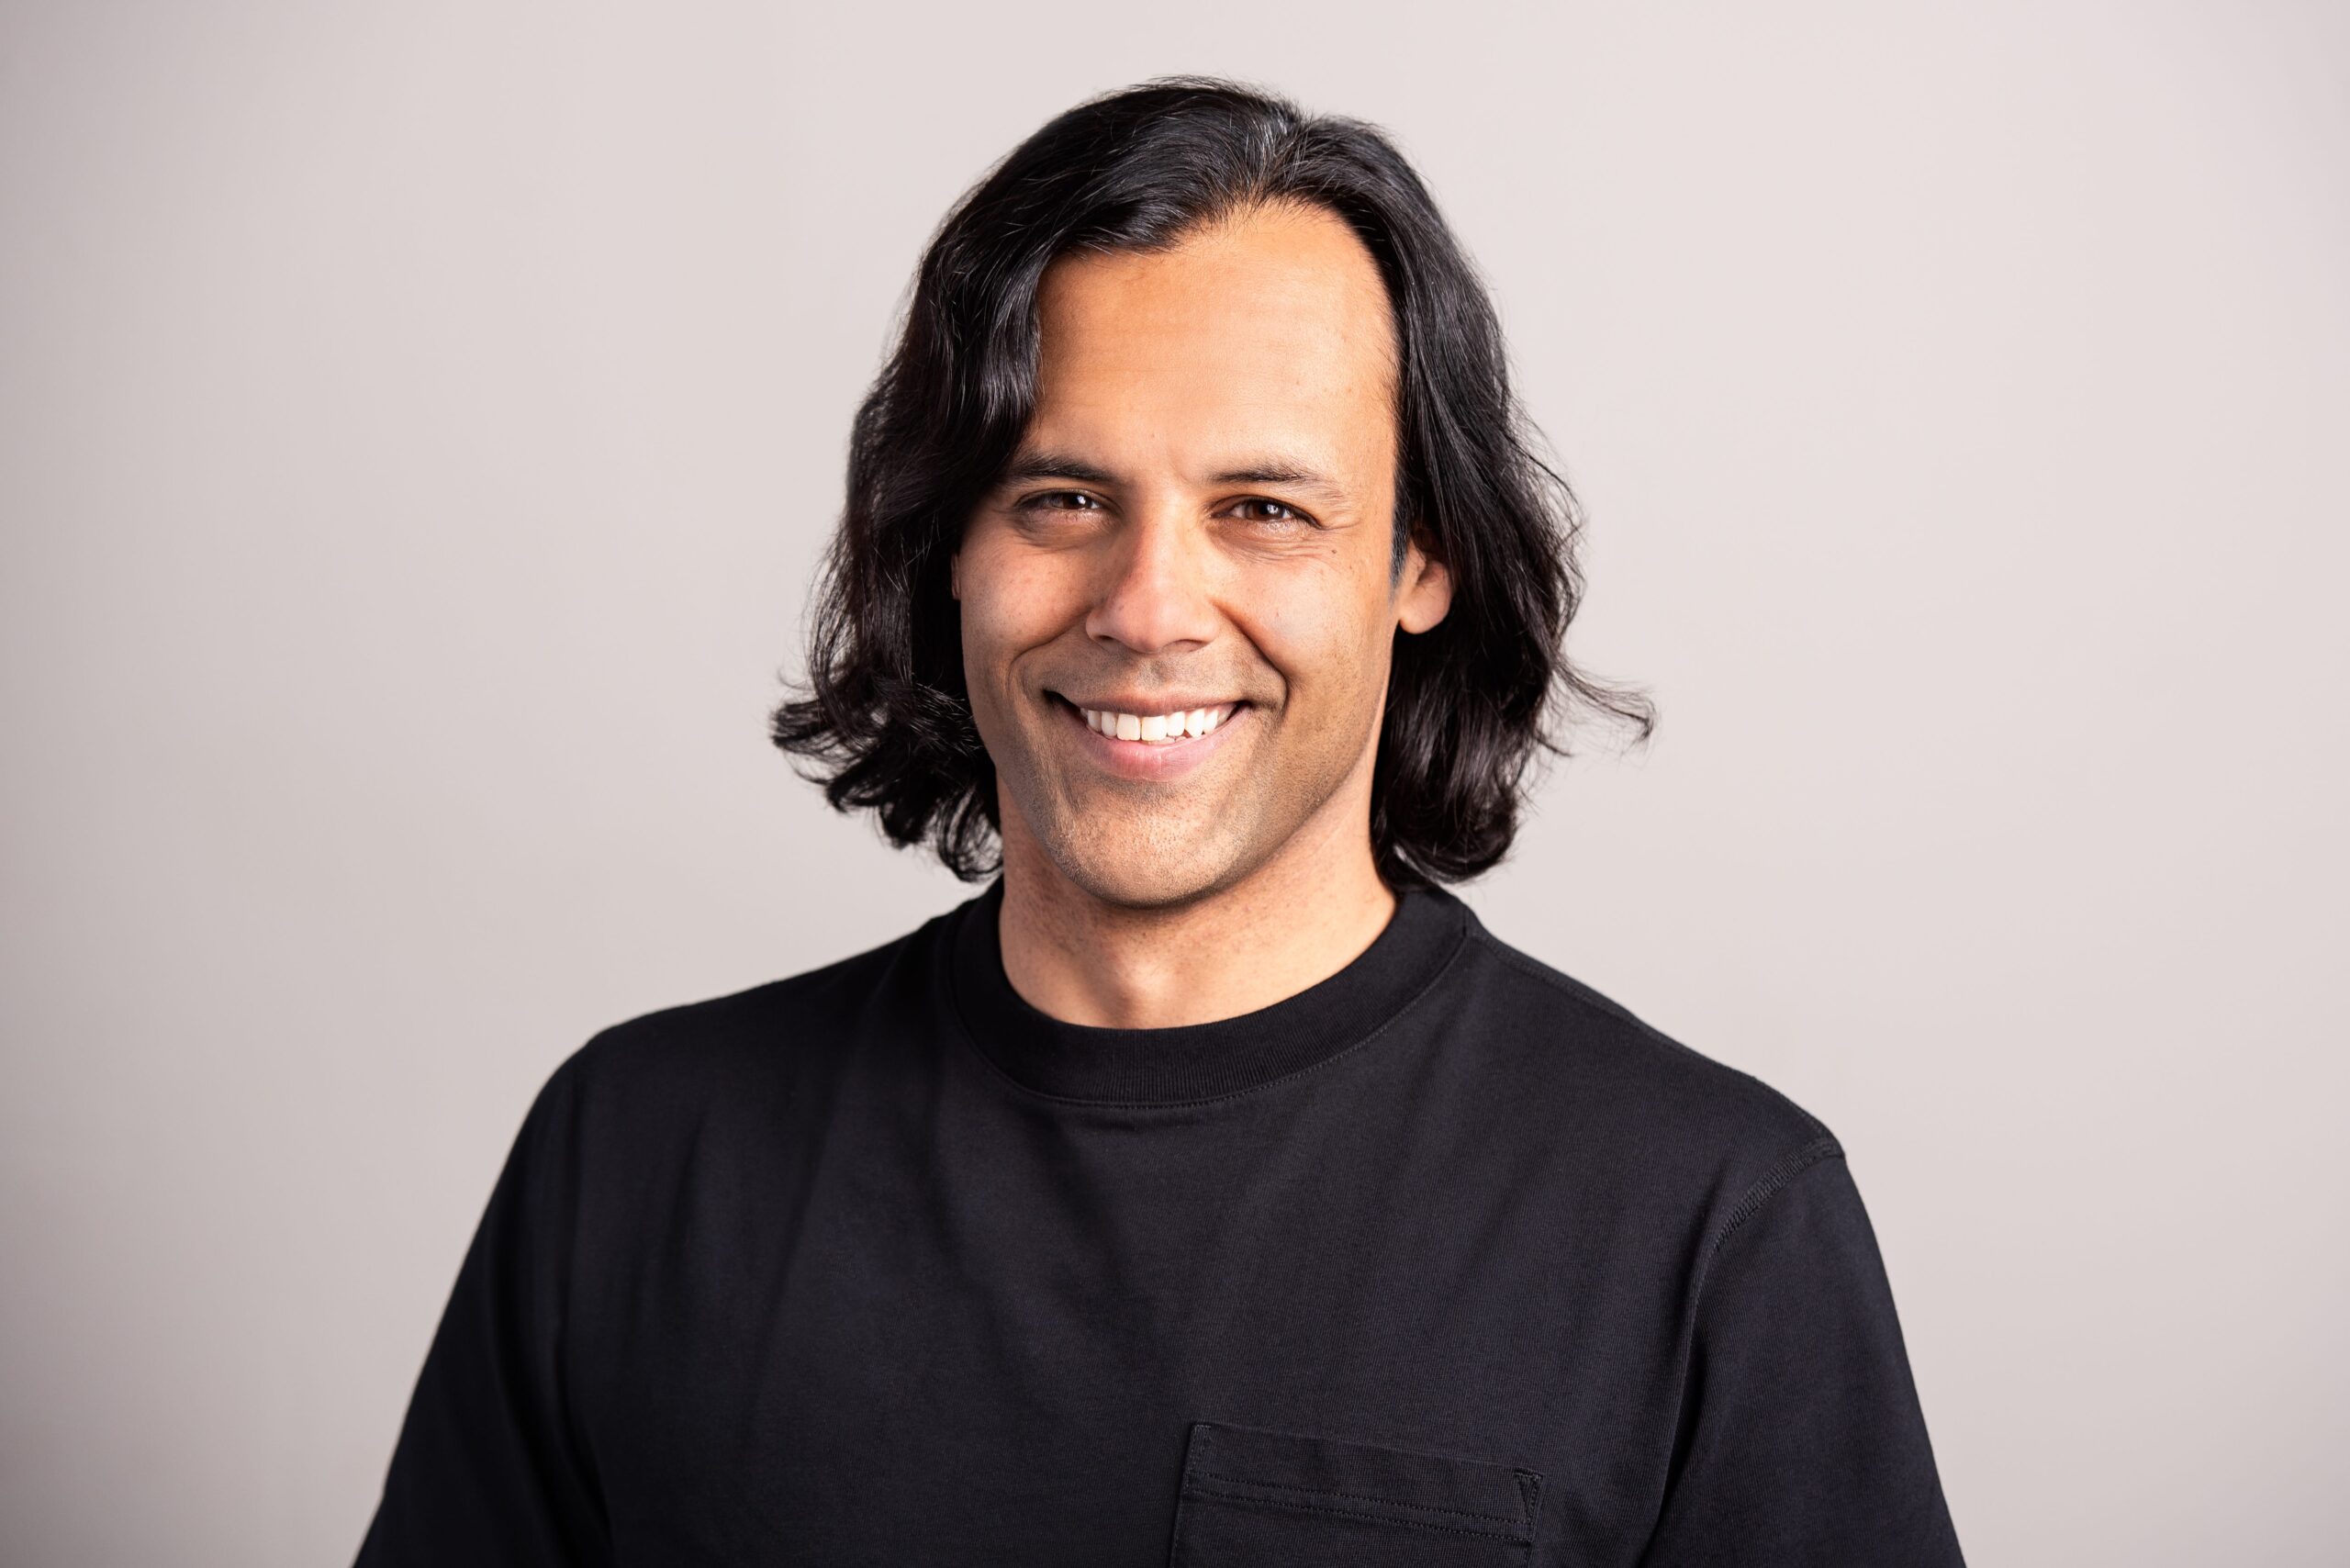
1026, 201, 1400, 473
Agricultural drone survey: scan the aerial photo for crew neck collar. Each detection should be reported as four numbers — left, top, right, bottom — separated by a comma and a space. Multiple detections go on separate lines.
946, 876, 1473, 1104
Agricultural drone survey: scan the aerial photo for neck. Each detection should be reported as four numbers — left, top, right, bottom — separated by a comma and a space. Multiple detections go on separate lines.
996, 801, 1398, 1030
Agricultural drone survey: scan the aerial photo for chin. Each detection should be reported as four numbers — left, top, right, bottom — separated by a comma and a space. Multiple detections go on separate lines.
1029, 808, 1259, 912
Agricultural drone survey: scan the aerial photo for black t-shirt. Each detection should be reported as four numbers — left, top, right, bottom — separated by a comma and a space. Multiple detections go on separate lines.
356, 879, 1964, 1566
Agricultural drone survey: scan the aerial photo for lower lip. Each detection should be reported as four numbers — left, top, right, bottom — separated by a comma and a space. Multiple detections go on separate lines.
1055, 698, 1248, 782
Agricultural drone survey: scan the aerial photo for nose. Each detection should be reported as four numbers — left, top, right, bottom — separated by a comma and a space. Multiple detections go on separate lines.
1083, 504, 1221, 655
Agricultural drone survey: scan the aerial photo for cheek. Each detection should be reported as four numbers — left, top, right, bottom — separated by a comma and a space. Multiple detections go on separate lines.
959, 551, 1077, 677
963, 552, 1058, 644
1241, 565, 1394, 704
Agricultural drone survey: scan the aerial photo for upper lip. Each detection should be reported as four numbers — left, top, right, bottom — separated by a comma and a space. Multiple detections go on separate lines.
1051, 690, 1246, 713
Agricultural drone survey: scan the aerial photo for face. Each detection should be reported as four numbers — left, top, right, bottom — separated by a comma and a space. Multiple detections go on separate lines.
953, 199, 1451, 910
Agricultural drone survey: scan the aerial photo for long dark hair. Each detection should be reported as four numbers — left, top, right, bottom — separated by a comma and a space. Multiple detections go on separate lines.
771, 75, 1654, 888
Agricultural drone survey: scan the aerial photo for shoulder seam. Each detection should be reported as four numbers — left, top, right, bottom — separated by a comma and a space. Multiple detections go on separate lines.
1637, 1137, 1849, 1554
1688, 1136, 1846, 1310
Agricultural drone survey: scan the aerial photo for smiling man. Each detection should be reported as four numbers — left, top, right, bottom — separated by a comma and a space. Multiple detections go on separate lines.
358, 78, 1964, 1568
955, 196, 1451, 1028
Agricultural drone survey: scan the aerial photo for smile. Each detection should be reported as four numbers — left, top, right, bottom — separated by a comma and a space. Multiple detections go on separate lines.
1077, 701, 1237, 745
1046, 692, 1251, 780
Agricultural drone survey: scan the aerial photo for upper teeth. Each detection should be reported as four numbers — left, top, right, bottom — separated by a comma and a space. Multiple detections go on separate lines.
1080, 704, 1235, 743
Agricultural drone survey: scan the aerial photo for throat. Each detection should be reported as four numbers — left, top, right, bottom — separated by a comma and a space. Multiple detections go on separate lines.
994, 822, 1400, 1030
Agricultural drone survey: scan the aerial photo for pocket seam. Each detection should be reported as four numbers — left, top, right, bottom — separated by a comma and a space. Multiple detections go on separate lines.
1181, 1484, 1533, 1544
1189, 1468, 1528, 1530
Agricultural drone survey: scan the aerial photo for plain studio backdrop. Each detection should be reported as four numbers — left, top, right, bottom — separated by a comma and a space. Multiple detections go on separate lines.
3, 2, 2344, 1563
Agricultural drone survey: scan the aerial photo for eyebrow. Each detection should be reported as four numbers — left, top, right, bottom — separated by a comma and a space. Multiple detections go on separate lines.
995, 449, 1350, 501
997, 450, 1121, 487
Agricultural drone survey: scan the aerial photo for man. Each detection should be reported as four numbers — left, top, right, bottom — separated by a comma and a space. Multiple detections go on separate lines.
358, 76, 1964, 1566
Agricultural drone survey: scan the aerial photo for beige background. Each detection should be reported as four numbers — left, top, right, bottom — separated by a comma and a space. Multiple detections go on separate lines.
4, 2, 2344, 1563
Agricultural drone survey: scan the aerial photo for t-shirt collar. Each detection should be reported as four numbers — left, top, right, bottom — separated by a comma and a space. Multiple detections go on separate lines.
946, 875, 1472, 1104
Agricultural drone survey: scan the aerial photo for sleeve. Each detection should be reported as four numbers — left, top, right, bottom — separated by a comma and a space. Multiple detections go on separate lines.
353, 1055, 611, 1567
1636, 1146, 1964, 1567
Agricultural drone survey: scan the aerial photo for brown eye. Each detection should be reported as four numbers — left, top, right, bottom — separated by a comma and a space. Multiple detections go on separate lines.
1234, 498, 1308, 527
1010, 490, 1108, 526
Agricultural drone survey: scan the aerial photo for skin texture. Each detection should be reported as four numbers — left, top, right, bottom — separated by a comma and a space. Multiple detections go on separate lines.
953, 199, 1451, 1029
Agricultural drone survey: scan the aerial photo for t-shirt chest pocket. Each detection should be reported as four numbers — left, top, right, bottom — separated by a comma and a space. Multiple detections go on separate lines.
1168, 1420, 1543, 1566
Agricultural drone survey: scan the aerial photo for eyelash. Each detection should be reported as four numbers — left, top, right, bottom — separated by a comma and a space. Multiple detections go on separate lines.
1013, 491, 1315, 529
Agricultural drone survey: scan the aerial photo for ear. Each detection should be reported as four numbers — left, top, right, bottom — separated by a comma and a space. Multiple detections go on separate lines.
949, 551, 960, 601
1395, 536, 1451, 634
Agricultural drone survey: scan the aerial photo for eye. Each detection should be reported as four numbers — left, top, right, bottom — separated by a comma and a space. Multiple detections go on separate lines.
1015, 489, 1102, 514
1231, 497, 1313, 529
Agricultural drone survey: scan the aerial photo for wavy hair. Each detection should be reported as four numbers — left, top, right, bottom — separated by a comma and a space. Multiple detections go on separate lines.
770, 75, 1654, 888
